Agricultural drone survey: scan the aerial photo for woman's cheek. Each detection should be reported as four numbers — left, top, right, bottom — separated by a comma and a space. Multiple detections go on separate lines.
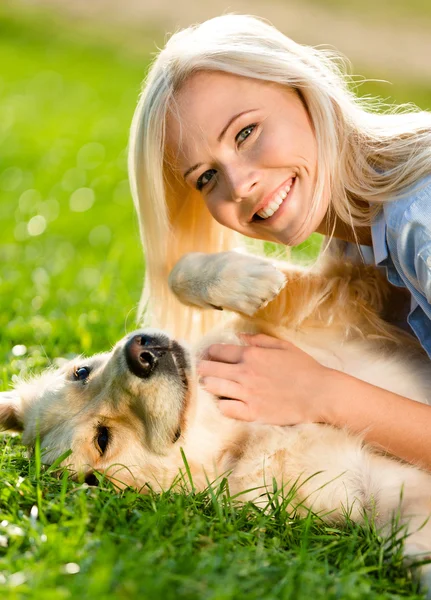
254, 132, 287, 167
204, 193, 227, 225
205, 195, 243, 232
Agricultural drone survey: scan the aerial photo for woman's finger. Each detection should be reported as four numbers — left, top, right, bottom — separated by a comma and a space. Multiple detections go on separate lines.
239, 332, 291, 350
199, 376, 245, 401
218, 398, 251, 421
197, 359, 240, 381
205, 343, 245, 363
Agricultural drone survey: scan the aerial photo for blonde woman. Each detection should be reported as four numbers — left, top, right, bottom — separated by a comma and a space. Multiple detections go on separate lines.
128, 15, 431, 469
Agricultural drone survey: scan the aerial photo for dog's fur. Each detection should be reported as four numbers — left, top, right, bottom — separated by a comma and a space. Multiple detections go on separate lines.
2, 251, 431, 592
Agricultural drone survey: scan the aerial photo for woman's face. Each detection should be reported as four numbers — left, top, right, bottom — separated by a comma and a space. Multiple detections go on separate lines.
166, 71, 329, 246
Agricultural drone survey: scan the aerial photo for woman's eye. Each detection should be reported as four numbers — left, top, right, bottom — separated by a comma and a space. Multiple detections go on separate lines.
196, 168, 217, 191
74, 366, 90, 381
96, 426, 110, 455
236, 123, 256, 144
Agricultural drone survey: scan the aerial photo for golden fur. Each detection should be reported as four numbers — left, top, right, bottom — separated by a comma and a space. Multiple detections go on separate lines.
2, 251, 431, 593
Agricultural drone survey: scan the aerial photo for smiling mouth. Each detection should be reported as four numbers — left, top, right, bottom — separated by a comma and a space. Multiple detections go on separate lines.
252, 176, 296, 222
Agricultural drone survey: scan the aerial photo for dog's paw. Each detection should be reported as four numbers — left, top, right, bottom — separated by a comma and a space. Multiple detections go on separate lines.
169, 251, 286, 315
207, 253, 287, 316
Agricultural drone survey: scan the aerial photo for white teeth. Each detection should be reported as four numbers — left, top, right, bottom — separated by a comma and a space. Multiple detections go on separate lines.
258, 206, 275, 218
256, 182, 293, 220
268, 200, 280, 212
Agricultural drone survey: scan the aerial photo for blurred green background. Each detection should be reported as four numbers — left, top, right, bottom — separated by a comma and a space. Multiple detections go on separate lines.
0, 2, 431, 598
0, 3, 147, 376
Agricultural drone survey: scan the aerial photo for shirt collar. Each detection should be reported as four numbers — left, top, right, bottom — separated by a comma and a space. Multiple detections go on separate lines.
370, 208, 388, 266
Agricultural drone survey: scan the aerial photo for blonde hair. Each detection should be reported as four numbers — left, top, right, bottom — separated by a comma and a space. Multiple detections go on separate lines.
128, 14, 431, 340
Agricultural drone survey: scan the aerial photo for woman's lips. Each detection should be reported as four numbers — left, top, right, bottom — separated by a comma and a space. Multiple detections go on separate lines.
253, 177, 296, 224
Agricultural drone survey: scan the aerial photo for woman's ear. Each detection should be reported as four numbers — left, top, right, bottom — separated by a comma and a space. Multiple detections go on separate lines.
0, 390, 24, 431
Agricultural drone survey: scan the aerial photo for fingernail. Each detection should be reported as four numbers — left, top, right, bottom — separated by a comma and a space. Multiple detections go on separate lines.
209, 304, 223, 311
238, 332, 251, 339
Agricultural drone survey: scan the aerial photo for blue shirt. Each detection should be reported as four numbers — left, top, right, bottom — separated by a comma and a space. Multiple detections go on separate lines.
364, 176, 431, 358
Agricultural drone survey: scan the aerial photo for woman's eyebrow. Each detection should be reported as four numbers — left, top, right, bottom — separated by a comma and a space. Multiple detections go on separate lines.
217, 108, 258, 142
183, 162, 203, 181
183, 108, 259, 181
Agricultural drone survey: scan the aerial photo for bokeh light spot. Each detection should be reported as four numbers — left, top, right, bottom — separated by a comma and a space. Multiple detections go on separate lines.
113, 179, 131, 206
32, 267, 50, 287
89, 224, 111, 246
62, 563, 80, 575
27, 215, 47, 236
31, 296, 43, 310
38, 198, 60, 222
12, 345, 27, 357
77, 142, 105, 170
19, 189, 42, 214
77, 268, 101, 289
62, 167, 87, 192
69, 187, 95, 212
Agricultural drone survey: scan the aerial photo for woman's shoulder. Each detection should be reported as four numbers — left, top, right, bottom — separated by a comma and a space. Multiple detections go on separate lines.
383, 174, 431, 230
382, 175, 431, 297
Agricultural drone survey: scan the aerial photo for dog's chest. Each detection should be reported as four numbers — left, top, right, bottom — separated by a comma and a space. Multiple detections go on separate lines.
221, 422, 374, 516
221, 424, 315, 495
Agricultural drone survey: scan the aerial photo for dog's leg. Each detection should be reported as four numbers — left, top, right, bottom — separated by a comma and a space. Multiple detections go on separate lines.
169, 251, 390, 335
168, 251, 287, 316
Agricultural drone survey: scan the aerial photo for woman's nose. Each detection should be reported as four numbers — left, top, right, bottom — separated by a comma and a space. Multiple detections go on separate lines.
225, 163, 259, 202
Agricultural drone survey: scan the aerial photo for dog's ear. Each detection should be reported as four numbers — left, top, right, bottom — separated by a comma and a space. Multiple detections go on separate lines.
0, 390, 24, 431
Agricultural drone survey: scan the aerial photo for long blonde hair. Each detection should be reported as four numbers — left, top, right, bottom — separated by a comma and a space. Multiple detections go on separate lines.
128, 14, 431, 340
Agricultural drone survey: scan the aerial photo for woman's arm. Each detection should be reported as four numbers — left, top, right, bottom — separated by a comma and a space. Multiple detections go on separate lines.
198, 333, 431, 471
322, 368, 431, 470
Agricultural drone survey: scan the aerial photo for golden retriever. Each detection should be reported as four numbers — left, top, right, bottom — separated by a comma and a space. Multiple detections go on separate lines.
2, 251, 431, 593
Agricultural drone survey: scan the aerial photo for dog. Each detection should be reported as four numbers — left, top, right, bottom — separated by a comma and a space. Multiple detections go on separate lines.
2, 250, 431, 593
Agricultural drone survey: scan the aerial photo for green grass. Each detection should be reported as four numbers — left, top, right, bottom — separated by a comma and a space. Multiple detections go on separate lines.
0, 436, 422, 600
1, 5, 431, 599
0, 6, 146, 362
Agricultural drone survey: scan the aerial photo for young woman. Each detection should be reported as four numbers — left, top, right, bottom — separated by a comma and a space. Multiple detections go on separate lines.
128, 14, 431, 469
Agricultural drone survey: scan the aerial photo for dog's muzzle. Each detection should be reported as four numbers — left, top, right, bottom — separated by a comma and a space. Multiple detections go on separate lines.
124, 331, 189, 383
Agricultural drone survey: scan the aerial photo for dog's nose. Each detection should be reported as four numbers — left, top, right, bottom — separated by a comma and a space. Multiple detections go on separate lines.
85, 472, 99, 486
125, 333, 167, 379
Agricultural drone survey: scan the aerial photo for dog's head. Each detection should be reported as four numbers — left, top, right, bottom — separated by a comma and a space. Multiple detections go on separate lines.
0, 329, 194, 489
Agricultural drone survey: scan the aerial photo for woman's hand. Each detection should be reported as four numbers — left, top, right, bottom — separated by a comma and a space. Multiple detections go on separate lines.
198, 332, 431, 470
197, 333, 330, 425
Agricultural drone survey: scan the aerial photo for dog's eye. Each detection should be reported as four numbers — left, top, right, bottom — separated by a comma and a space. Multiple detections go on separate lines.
74, 367, 90, 381
96, 426, 110, 455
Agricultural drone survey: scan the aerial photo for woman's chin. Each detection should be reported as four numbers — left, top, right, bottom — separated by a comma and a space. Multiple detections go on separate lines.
266, 224, 305, 246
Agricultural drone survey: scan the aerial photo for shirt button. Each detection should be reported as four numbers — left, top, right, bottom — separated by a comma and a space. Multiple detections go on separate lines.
427, 256, 431, 268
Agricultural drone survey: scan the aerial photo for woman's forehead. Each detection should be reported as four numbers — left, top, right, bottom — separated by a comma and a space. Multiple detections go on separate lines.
165, 71, 291, 165
170, 71, 279, 125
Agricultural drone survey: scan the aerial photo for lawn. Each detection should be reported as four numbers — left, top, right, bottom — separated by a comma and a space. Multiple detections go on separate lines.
1, 4, 431, 599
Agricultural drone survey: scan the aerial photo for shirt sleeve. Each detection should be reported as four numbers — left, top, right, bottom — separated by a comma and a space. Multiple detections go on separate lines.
398, 214, 431, 304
